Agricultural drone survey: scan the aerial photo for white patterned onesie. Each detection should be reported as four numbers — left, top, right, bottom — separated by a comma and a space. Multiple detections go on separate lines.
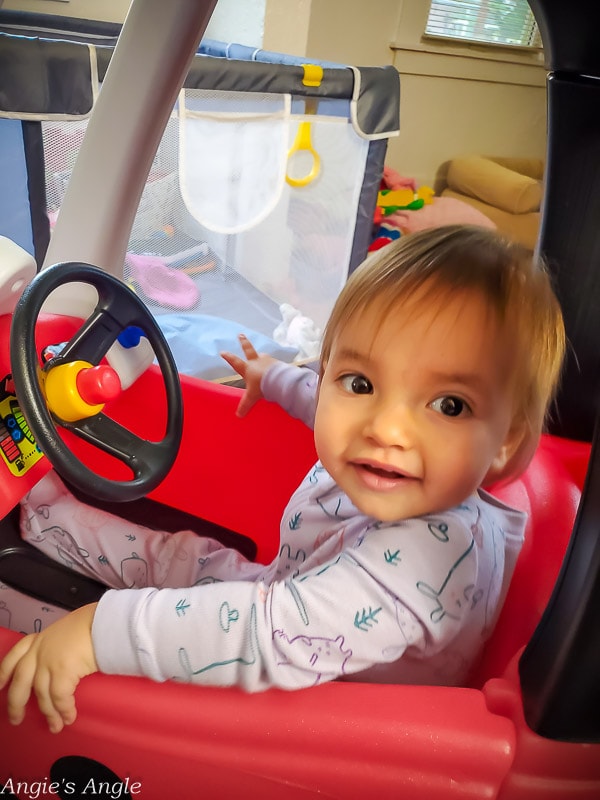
15, 362, 526, 689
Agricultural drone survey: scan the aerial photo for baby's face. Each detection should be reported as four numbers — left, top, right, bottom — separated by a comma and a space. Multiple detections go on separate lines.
314, 290, 520, 521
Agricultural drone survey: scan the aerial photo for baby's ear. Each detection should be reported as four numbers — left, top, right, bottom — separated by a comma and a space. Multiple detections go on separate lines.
484, 418, 530, 485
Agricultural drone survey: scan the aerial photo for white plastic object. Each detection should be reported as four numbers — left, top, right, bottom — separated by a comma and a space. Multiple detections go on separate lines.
0, 237, 37, 316
105, 337, 156, 391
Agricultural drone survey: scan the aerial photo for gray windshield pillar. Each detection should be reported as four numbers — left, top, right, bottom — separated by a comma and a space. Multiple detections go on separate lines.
43, 0, 217, 315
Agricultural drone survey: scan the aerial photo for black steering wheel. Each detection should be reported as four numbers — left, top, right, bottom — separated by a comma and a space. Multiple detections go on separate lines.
10, 262, 183, 502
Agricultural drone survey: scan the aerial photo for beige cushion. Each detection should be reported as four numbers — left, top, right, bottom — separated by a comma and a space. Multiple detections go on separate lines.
446, 156, 542, 215
486, 156, 545, 181
442, 189, 540, 251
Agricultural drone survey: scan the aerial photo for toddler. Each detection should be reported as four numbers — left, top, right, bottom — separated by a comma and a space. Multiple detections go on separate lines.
0, 225, 565, 733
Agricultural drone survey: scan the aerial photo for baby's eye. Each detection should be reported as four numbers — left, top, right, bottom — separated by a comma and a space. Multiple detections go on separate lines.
339, 374, 373, 395
430, 395, 470, 417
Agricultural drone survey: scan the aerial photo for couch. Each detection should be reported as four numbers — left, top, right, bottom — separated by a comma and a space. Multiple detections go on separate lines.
435, 155, 545, 250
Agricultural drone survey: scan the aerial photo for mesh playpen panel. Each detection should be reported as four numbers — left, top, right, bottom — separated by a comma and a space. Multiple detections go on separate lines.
0, 17, 400, 382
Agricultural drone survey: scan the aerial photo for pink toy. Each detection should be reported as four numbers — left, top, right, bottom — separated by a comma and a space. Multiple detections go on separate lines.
125, 253, 200, 310
387, 196, 496, 235
382, 165, 417, 192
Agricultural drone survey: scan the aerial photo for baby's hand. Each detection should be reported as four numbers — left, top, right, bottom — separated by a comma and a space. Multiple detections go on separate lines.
0, 603, 98, 733
221, 334, 278, 417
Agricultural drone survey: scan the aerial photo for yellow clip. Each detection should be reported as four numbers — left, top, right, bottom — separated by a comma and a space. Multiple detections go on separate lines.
301, 64, 323, 88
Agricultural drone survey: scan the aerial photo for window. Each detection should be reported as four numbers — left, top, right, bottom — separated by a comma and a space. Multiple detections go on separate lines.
425, 0, 541, 48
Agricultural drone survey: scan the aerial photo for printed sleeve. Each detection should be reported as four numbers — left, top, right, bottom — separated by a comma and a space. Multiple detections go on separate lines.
92, 514, 480, 691
261, 361, 318, 429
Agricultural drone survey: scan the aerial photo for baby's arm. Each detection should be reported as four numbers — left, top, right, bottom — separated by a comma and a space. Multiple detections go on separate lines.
0, 513, 478, 729
222, 334, 318, 427
91, 515, 478, 691
92, 520, 464, 692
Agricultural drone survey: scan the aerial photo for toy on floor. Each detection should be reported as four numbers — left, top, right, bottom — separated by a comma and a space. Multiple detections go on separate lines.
162, 243, 216, 275
370, 168, 436, 252
368, 222, 401, 252
376, 184, 435, 215
273, 303, 321, 360
125, 253, 201, 310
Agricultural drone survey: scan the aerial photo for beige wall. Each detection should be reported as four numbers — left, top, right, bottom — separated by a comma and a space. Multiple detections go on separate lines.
389, 71, 545, 189
2, 0, 130, 23
3, 0, 265, 48
263, 0, 397, 67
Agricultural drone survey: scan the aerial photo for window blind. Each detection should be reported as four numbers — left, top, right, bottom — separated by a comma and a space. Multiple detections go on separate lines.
425, 0, 541, 48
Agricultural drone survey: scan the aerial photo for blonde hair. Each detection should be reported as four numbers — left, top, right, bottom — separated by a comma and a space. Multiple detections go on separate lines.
320, 225, 566, 482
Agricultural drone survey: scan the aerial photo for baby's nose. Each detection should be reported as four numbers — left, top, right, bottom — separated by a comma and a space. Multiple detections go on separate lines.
364, 401, 415, 448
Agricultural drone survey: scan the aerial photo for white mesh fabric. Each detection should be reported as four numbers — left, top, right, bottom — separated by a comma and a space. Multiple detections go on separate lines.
40, 85, 372, 378
178, 89, 290, 234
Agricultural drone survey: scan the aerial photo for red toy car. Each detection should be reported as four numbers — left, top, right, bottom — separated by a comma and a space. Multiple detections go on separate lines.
0, 1, 599, 798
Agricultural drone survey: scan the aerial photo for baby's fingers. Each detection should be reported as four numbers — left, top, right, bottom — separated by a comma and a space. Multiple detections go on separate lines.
237, 333, 259, 360
221, 335, 259, 378
220, 350, 247, 378
4, 652, 37, 726
235, 390, 260, 418
0, 633, 37, 693
34, 670, 78, 734
0, 635, 34, 689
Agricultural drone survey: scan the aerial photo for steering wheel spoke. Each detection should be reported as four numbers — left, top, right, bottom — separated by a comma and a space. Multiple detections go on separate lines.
66, 413, 168, 479
58, 307, 140, 365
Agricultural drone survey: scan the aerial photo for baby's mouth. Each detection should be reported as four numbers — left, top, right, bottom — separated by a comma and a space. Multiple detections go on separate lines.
352, 460, 415, 489
362, 463, 405, 479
